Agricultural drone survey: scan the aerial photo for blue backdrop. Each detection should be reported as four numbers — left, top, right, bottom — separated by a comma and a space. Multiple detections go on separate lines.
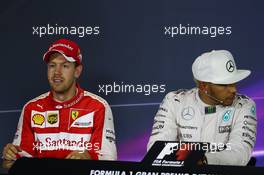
0, 0, 263, 166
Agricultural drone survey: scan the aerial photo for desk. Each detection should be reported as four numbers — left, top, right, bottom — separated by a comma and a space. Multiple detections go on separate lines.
2, 158, 263, 175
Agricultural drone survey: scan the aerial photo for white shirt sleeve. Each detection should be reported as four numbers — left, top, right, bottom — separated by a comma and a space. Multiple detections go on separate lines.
205, 99, 257, 165
147, 92, 179, 151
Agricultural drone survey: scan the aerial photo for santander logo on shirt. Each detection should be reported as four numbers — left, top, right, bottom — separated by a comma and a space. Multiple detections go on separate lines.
33, 132, 99, 152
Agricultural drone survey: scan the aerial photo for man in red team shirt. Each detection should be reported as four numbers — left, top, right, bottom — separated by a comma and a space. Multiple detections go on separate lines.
2, 38, 117, 162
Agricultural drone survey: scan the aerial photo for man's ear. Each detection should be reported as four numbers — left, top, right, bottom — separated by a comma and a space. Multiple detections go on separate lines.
74, 64, 83, 79
198, 81, 209, 92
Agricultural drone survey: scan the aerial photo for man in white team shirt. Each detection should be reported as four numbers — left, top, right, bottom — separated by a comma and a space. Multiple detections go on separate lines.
147, 50, 257, 165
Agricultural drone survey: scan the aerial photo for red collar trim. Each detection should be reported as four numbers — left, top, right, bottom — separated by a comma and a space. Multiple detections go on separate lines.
48, 84, 84, 109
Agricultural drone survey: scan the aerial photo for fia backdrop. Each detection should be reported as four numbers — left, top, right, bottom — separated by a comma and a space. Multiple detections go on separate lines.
0, 0, 263, 166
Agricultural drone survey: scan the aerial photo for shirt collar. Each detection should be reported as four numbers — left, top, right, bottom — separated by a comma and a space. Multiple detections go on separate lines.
48, 84, 84, 109
194, 88, 219, 115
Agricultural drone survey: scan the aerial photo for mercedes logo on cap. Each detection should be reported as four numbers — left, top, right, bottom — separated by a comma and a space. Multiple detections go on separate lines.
226, 60, 235, 72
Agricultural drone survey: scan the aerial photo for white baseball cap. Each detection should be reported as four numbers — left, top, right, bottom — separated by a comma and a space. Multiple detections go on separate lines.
192, 50, 251, 84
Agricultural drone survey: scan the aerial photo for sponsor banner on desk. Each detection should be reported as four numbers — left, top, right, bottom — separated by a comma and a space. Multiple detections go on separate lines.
9, 158, 264, 175
142, 141, 207, 167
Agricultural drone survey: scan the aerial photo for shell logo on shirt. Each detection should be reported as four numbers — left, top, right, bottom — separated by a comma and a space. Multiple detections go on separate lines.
31, 110, 59, 128
32, 114, 45, 126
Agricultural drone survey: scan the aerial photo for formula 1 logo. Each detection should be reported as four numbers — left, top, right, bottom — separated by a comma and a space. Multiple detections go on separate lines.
157, 143, 179, 159
152, 143, 184, 167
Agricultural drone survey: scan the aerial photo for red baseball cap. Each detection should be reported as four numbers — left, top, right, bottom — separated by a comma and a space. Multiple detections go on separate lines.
43, 38, 82, 64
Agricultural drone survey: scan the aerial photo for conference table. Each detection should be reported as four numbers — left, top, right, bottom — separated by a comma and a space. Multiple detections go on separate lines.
1, 158, 263, 175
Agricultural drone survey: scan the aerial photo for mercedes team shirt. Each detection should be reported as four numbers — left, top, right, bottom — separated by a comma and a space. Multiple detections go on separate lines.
147, 88, 257, 165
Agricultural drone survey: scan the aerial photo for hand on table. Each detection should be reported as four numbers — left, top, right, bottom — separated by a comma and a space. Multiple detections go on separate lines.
2, 143, 21, 161
65, 151, 91, 160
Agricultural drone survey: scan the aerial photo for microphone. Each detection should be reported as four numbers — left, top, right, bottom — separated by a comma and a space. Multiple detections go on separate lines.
204, 90, 224, 104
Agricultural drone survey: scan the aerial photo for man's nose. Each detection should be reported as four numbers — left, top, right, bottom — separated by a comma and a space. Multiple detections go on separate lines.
54, 65, 62, 74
